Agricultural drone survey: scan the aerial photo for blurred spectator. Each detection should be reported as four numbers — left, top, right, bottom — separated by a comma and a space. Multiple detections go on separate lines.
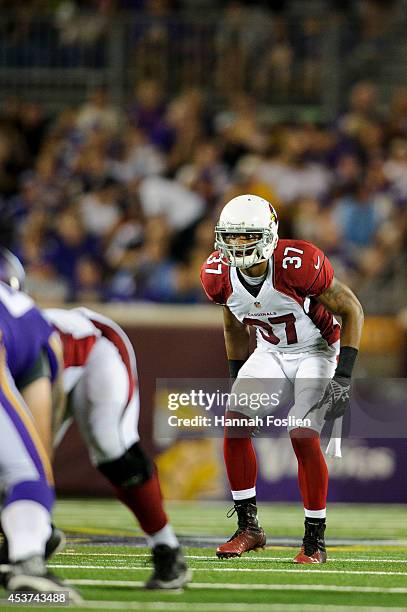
15, 102, 48, 160
255, 127, 332, 206
383, 138, 407, 201
55, 0, 110, 49
298, 17, 323, 100
72, 140, 110, 192
110, 126, 166, 183
337, 81, 382, 138
76, 88, 121, 134
176, 141, 229, 208
104, 192, 144, 300
215, 94, 267, 168
19, 208, 69, 303
45, 209, 101, 291
333, 154, 362, 193
215, 2, 248, 96
134, 217, 177, 302
79, 177, 122, 237
165, 89, 210, 171
222, 154, 278, 211
138, 175, 204, 231
254, 15, 293, 99
357, 219, 407, 313
127, 80, 166, 140
0, 127, 26, 198
347, 0, 397, 81
6, 174, 40, 230
333, 177, 390, 256
129, 0, 175, 87
388, 88, 407, 139
70, 256, 105, 302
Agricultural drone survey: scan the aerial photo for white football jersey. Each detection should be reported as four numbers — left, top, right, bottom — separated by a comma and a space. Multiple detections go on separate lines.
201, 239, 340, 353
44, 307, 137, 400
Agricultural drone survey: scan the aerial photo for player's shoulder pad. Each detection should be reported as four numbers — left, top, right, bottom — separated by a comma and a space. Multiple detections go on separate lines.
200, 251, 232, 305
274, 239, 333, 297
44, 307, 100, 337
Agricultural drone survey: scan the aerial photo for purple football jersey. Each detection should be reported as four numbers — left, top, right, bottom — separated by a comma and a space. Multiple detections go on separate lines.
0, 282, 58, 384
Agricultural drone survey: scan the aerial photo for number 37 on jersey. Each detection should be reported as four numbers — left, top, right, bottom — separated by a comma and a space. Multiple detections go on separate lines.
200, 239, 340, 352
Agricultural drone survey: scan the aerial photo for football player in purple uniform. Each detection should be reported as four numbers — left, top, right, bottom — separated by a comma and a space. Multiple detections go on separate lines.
0, 265, 80, 600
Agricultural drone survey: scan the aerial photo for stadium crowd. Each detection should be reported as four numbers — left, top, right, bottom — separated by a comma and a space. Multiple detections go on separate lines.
0, 79, 406, 313
0, 0, 399, 100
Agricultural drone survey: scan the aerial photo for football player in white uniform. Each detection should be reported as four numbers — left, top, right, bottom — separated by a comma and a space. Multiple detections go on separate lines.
200, 195, 364, 563
43, 306, 191, 589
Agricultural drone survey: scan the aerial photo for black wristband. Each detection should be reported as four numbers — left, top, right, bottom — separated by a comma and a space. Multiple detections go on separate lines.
335, 346, 358, 378
228, 359, 245, 378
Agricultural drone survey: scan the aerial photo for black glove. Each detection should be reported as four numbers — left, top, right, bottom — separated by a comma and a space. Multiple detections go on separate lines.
317, 375, 351, 420
304, 347, 357, 421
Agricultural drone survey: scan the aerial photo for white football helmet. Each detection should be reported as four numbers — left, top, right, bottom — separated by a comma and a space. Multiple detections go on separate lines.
215, 194, 279, 268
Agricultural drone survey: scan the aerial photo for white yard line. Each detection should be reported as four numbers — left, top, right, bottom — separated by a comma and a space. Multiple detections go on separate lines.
64, 535, 407, 546
70, 578, 407, 595
59, 551, 407, 563
69, 578, 407, 593
48, 563, 407, 576
10, 599, 406, 612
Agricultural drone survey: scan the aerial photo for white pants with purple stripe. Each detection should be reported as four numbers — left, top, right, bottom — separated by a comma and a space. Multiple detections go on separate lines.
0, 366, 54, 512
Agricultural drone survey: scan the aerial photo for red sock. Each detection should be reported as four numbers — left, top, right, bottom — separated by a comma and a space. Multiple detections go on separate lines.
224, 435, 257, 492
113, 469, 168, 535
290, 428, 328, 511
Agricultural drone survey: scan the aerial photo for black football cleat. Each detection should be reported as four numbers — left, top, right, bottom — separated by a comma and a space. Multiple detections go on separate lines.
0, 524, 65, 564
0, 524, 66, 587
4, 554, 82, 603
293, 519, 327, 564
216, 503, 266, 558
145, 545, 192, 589
45, 526, 66, 559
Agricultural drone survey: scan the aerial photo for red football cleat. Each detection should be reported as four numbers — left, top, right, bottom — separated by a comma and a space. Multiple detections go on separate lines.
293, 519, 327, 564
217, 527, 266, 558
216, 503, 266, 559
293, 546, 327, 564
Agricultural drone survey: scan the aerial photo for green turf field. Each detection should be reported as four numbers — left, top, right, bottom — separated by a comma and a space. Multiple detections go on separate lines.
1, 499, 407, 611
